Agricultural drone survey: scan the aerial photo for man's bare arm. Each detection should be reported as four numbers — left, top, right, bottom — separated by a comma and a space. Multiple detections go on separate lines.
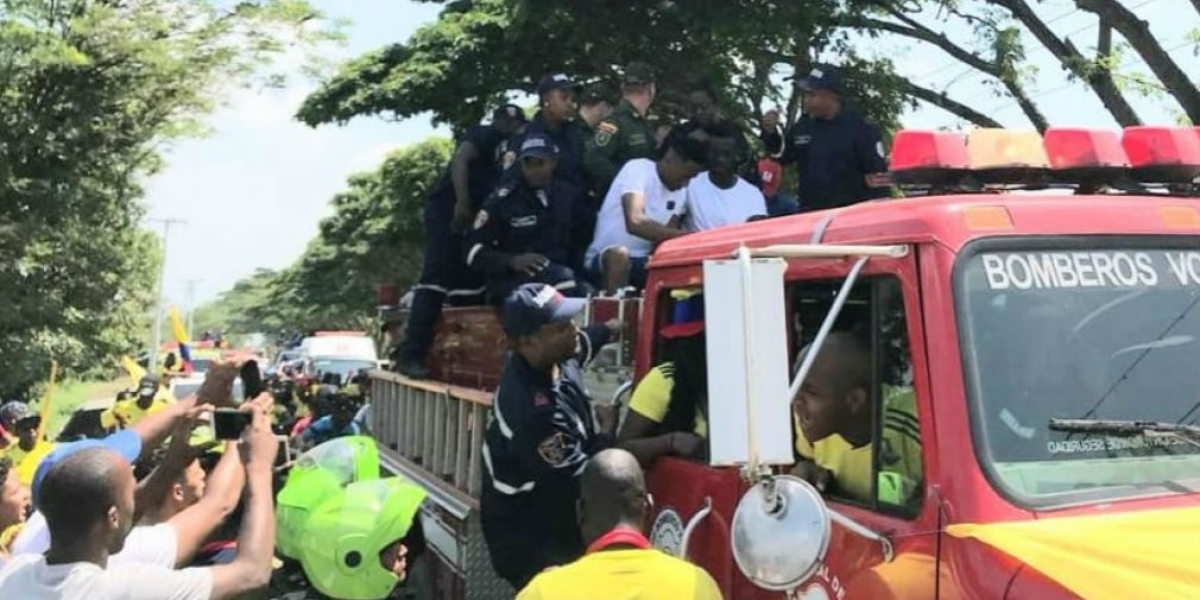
622, 192, 686, 243
207, 397, 278, 599
168, 443, 244, 567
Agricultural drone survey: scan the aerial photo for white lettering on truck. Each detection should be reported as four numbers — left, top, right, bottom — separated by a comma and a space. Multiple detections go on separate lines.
980, 251, 1193, 290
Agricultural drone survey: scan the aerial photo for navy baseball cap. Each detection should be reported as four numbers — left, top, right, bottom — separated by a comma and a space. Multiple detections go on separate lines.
800, 65, 842, 94
519, 134, 559, 160
537, 73, 574, 97
31, 429, 143, 509
493, 103, 529, 124
502, 283, 586, 339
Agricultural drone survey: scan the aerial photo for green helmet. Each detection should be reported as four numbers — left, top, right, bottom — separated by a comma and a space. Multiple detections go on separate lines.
296, 477, 427, 600
276, 436, 381, 559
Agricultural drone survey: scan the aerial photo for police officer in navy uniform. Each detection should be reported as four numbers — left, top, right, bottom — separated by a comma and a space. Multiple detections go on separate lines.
519, 73, 590, 190
466, 134, 591, 303
396, 105, 527, 380
772, 65, 890, 212
480, 283, 621, 590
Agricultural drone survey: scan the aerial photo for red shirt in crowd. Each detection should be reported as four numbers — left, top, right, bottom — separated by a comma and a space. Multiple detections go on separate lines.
758, 157, 782, 198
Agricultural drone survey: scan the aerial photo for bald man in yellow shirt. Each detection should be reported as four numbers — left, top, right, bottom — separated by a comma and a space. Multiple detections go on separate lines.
790, 332, 922, 506
518, 449, 723, 600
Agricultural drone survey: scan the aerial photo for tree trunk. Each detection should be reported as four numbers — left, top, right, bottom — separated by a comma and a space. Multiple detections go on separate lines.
1075, 0, 1200, 123
992, 0, 1142, 126
902, 80, 1005, 128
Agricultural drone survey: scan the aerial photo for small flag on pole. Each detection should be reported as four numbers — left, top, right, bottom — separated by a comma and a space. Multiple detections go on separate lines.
168, 307, 194, 374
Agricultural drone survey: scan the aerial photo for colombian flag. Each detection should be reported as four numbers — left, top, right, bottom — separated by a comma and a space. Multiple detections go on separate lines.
168, 307, 194, 375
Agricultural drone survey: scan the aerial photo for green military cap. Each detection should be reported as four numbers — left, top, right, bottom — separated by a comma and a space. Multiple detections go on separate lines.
622, 62, 655, 85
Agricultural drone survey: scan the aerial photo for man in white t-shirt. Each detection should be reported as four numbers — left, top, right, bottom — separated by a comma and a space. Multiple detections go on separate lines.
585, 136, 706, 292
683, 122, 768, 232
0, 397, 279, 600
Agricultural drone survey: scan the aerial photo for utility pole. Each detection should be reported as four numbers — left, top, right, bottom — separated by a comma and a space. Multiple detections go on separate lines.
147, 217, 186, 373
186, 279, 202, 339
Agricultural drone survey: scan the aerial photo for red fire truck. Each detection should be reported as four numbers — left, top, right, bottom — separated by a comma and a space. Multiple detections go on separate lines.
370, 126, 1200, 600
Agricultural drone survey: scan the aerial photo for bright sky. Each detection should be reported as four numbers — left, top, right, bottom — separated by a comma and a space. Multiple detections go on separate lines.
145, 0, 1198, 310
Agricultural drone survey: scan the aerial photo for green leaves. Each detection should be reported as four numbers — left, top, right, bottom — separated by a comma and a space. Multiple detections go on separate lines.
298, 0, 904, 134
0, 0, 338, 395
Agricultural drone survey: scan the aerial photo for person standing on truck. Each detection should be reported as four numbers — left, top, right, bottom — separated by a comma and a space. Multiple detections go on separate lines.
516, 448, 722, 600
768, 66, 890, 212
466, 134, 592, 301
397, 105, 528, 380
519, 73, 589, 190
583, 63, 659, 200
584, 135, 706, 292
757, 117, 800, 217
480, 283, 621, 590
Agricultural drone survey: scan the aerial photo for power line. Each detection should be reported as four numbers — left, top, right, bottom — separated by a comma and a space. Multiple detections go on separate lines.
950, 0, 1163, 107
918, 0, 1161, 104
911, 4, 1085, 82
984, 38, 1194, 117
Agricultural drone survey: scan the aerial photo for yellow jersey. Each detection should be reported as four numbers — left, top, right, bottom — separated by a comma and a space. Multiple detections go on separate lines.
794, 386, 922, 505
101, 397, 170, 430
1, 440, 56, 486
517, 548, 723, 600
627, 363, 707, 437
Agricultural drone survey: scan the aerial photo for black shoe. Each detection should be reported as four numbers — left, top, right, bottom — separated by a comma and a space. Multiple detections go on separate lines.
397, 359, 431, 380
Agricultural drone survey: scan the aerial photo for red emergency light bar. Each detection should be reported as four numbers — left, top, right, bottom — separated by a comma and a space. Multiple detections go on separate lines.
1122, 126, 1200, 183
890, 126, 1200, 193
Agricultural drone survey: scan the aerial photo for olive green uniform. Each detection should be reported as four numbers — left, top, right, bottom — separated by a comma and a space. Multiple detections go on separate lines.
582, 99, 657, 198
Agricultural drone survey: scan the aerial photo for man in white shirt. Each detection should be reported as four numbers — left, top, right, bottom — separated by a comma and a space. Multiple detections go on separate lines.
585, 136, 706, 292
684, 122, 768, 232
0, 397, 279, 600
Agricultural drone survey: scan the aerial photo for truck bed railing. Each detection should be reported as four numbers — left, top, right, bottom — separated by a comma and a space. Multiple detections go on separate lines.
370, 369, 492, 499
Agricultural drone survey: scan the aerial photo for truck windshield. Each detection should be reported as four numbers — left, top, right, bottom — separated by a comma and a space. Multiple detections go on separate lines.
311, 359, 375, 383
957, 244, 1200, 508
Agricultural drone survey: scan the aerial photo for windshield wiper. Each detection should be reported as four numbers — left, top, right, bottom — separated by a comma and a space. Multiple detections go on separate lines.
1049, 418, 1200, 449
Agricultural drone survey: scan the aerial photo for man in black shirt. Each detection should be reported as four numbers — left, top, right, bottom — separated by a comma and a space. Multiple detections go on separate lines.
773, 66, 890, 212
396, 105, 527, 380
480, 284, 619, 590
466, 134, 591, 302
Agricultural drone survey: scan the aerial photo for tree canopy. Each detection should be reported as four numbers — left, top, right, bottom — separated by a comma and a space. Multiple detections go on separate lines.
0, 0, 339, 395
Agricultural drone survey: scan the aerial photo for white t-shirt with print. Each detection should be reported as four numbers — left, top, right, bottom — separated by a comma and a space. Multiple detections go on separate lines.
0, 553, 212, 600
684, 173, 767, 232
586, 159, 689, 263
12, 511, 177, 568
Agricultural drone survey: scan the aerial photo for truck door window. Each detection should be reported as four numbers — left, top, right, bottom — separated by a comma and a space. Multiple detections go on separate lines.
618, 288, 709, 466
790, 276, 923, 515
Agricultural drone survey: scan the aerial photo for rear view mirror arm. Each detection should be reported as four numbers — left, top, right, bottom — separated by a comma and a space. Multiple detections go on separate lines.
789, 256, 871, 406
827, 507, 895, 563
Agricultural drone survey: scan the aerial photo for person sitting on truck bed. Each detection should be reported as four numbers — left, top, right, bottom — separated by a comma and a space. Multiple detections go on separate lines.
466, 133, 592, 303
682, 122, 768, 232
790, 332, 922, 504
517, 448, 723, 600
481, 283, 622, 590
584, 135, 706, 293
617, 320, 708, 467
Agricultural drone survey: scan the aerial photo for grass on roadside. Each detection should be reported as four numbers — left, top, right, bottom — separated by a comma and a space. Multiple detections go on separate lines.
29, 378, 131, 438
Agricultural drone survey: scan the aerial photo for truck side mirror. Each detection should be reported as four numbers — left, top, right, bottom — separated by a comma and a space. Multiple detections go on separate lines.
702, 253, 794, 467
731, 475, 832, 591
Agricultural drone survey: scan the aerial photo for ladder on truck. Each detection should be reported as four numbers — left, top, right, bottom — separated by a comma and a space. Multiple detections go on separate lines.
368, 296, 641, 600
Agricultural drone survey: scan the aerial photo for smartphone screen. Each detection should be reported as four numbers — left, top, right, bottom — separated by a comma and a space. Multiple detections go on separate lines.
213, 409, 251, 440
241, 360, 265, 400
